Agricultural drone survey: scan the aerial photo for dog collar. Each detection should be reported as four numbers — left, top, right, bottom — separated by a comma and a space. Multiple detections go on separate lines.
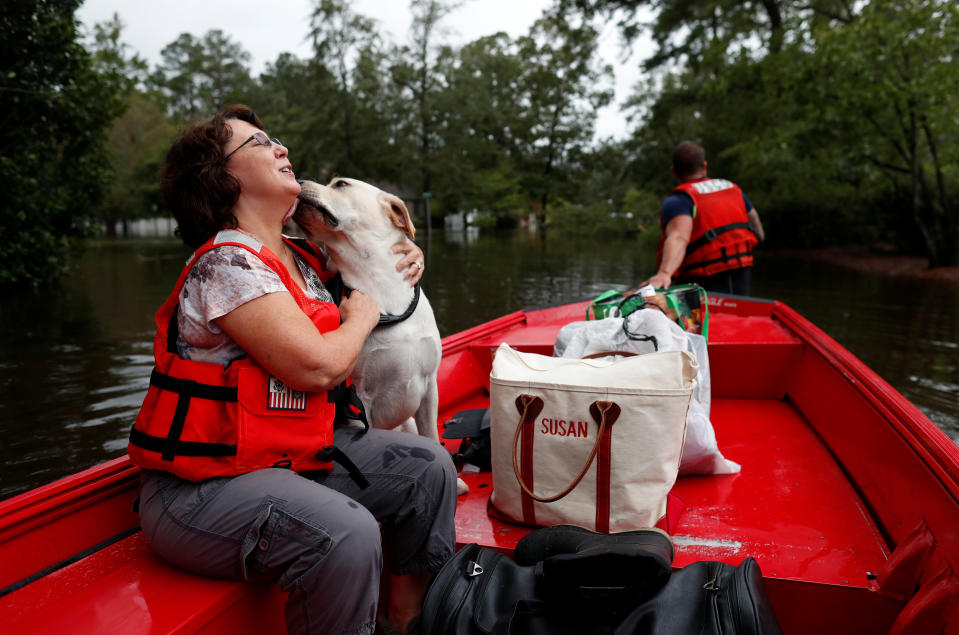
377, 284, 421, 327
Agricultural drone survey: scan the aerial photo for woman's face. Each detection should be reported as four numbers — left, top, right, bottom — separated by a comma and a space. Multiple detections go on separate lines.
223, 119, 300, 205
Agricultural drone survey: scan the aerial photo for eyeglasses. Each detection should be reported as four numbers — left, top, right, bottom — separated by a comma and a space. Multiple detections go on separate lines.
224, 132, 283, 161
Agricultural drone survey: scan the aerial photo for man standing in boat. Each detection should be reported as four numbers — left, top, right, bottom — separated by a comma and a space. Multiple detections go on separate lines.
641, 141, 765, 296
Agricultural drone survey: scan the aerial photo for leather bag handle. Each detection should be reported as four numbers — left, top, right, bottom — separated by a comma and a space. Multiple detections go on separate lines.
580, 350, 638, 359
511, 395, 621, 503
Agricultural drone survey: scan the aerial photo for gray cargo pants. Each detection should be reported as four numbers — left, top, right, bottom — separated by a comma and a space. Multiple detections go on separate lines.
137, 425, 457, 635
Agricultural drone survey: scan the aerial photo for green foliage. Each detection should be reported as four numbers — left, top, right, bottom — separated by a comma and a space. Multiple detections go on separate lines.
800, 0, 959, 265
302, 0, 396, 178
100, 94, 177, 232
1, 0, 125, 287
572, 0, 958, 266
89, 12, 148, 94
621, 187, 661, 232
469, 213, 498, 229
430, 34, 526, 215
16, 0, 953, 290
547, 198, 640, 236
513, 17, 613, 216
149, 30, 255, 122
86, 15, 173, 234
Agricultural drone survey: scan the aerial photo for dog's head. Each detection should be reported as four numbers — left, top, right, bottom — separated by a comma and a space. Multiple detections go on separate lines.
294, 178, 415, 243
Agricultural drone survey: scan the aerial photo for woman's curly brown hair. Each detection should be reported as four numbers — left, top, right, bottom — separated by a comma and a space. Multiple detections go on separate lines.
161, 105, 267, 248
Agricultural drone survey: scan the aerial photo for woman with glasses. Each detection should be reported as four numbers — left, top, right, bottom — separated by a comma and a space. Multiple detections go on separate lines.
128, 105, 455, 635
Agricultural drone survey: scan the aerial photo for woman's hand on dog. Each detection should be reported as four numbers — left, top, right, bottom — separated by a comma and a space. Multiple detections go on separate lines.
340, 290, 381, 334
392, 239, 425, 286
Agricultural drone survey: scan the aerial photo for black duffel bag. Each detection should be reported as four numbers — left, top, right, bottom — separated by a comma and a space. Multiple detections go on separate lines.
420, 546, 782, 635
420, 542, 628, 635
419, 542, 540, 635
614, 557, 783, 635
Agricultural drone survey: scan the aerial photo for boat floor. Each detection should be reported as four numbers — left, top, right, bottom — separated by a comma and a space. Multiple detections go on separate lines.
442, 306, 892, 595
450, 396, 889, 588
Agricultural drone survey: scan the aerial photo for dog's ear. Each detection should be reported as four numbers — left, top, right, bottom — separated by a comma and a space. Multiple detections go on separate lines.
379, 192, 415, 240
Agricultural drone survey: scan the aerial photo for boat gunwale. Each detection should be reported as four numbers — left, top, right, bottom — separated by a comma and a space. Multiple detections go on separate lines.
0, 456, 138, 542
771, 300, 959, 504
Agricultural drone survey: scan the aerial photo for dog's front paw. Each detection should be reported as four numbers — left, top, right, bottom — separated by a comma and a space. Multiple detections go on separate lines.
456, 477, 470, 496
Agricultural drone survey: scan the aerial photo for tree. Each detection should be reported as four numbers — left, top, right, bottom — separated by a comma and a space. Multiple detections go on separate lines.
99, 94, 177, 235
390, 0, 460, 203
87, 14, 173, 237
199, 30, 256, 112
88, 12, 148, 94
514, 17, 613, 225
556, 0, 958, 264
255, 52, 339, 180
150, 30, 254, 122
802, 0, 959, 266
151, 33, 206, 120
430, 34, 528, 217
0, 0, 125, 287
551, 0, 848, 60
308, 0, 381, 175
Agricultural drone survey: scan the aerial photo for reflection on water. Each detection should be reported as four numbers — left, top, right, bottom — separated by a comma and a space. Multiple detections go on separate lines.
0, 239, 191, 499
754, 254, 959, 438
0, 233, 956, 499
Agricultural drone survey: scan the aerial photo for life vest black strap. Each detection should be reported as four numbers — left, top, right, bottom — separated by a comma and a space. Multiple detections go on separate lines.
129, 426, 237, 457
150, 368, 239, 402
166, 307, 180, 354
317, 445, 371, 489
328, 383, 370, 431
136, 369, 239, 461
685, 222, 752, 256
682, 244, 754, 277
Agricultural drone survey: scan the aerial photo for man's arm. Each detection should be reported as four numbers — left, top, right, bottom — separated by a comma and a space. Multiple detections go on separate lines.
641, 215, 693, 289
747, 207, 764, 242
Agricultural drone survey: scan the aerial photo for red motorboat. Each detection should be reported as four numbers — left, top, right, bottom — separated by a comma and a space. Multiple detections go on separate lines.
2, 295, 957, 633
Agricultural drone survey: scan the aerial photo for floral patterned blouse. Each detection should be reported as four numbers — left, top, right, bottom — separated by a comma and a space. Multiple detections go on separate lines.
177, 243, 333, 366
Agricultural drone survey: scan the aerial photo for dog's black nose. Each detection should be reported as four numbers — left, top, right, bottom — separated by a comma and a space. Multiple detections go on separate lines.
296, 179, 305, 185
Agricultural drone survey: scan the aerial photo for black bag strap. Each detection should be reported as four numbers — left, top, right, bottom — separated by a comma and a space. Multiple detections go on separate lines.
316, 445, 370, 489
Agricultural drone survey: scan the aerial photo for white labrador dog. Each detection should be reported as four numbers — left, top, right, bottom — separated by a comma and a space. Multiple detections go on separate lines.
295, 178, 467, 494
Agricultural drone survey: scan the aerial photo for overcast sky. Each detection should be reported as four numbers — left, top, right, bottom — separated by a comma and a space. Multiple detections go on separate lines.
76, 0, 649, 140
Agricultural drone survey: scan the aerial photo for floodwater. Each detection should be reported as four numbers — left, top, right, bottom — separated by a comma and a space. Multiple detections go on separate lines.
1, 230, 956, 500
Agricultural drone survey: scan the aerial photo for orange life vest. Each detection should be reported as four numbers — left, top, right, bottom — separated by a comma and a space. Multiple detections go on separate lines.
128, 229, 362, 482
657, 178, 758, 280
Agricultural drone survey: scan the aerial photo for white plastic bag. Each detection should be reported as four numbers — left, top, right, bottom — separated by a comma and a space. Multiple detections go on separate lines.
555, 310, 740, 475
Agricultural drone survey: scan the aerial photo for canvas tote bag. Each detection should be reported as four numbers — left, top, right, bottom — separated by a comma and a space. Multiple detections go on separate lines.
489, 343, 697, 532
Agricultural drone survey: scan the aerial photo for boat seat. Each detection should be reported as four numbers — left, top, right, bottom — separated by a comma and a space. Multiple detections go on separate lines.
2, 529, 287, 634
463, 308, 804, 401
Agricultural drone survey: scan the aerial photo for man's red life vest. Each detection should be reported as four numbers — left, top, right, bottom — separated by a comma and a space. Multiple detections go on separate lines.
128, 229, 351, 482
657, 178, 758, 280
